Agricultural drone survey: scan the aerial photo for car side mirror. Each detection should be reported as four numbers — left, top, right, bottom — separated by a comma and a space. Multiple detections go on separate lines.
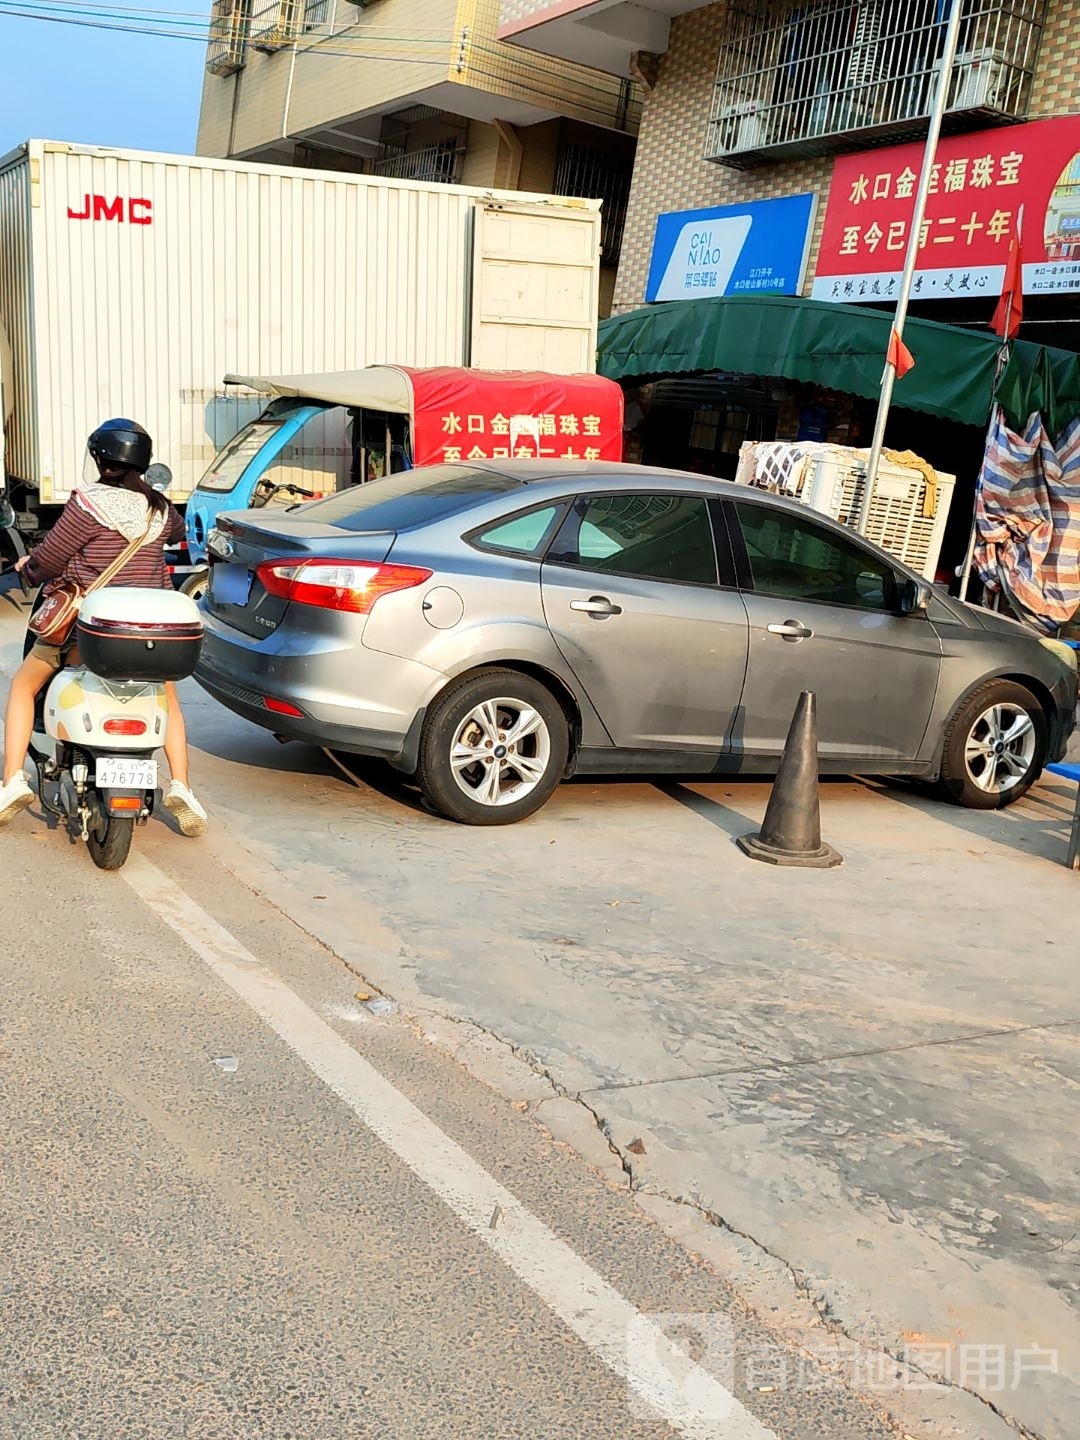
899, 577, 932, 615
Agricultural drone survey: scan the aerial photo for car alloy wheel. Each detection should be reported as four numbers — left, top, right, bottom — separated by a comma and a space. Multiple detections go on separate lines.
449, 697, 553, 809
962, 701, 1038, 795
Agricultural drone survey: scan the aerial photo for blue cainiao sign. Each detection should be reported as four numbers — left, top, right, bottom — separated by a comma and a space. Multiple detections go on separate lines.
645, 193, 817, 303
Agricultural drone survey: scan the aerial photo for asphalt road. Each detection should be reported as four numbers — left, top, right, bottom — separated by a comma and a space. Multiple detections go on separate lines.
0, 783, 901, 1440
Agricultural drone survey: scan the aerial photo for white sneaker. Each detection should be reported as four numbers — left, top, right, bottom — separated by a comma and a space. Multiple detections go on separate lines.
0, 774, 34, 830
163, 780, 209, 838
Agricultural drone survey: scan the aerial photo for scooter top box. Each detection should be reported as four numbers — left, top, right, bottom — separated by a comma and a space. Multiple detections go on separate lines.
77, 587, 203, 683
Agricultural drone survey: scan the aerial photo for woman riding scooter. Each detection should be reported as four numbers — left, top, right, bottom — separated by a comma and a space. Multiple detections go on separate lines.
0, 418, 208, 836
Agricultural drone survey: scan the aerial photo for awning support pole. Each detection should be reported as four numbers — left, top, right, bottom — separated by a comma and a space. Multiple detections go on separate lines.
858, 0, 965, 538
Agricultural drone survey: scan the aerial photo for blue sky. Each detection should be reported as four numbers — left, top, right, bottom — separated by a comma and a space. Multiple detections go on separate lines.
0, 12, 204, 154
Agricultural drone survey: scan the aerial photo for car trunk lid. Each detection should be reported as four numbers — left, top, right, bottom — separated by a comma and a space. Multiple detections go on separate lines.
207, 511, 395, 639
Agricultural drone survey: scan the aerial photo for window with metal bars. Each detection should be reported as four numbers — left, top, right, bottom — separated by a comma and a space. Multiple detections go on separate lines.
206, 0, 248, 73
553, 140, 633, 264
707, 0, 1048, 169
690, 407, 757, 456
304, 0, 330, 29
371, 110, 467, 185
372, 138, 464, 184
249, 0, 301, 49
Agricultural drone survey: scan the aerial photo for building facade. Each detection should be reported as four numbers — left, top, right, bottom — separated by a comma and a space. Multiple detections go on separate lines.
498, 0, 1080, 313
196, 0, 640, 312
500, 0, 1080, 505
617, 0, 1078, 315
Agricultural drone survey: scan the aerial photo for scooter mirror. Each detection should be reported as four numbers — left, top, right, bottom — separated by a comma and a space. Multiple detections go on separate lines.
145, 464, 173, 493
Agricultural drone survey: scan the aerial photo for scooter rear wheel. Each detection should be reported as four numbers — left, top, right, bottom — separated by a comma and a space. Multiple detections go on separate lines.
87, 815, 134, 871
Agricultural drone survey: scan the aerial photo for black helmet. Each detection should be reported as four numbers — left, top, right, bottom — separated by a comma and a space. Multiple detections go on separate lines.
88, 417, 152, 475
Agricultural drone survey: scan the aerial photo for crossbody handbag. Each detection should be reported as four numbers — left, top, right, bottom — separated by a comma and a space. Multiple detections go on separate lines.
28, 516, 156, 648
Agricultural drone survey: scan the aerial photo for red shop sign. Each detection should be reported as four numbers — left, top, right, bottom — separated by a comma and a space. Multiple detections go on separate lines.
405, 368, 624, 467
812, 116, 1080, 303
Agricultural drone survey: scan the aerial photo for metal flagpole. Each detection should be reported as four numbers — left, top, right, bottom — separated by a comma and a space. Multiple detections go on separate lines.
857, 0, 966, 537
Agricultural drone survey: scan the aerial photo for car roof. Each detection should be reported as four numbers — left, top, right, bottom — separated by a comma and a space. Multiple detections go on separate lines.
463, 458, 745, 495
454, 460, 924, 580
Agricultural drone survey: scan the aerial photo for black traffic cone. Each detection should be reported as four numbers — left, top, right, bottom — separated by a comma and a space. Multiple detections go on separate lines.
737, 690, 842, 869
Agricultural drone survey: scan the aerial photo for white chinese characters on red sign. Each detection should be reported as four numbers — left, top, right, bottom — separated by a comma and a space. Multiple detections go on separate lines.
813, 117, 1080, 302
434, 411, 606, 464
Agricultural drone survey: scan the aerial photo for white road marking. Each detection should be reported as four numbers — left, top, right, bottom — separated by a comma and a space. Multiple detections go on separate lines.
122, 852, 777, 1440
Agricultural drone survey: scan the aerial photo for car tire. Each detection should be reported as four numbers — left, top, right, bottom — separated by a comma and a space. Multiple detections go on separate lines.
937, 679, 1047, 810
418, 669, 569, 825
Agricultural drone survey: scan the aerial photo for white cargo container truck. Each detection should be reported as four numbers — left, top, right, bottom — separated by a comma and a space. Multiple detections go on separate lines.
0, 138, 603, 543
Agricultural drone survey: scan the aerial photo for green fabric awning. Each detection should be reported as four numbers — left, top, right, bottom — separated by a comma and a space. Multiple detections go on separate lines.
597, 294, 1080, 434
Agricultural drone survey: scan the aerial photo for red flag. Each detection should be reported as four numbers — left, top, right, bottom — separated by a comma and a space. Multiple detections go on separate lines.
991, 225, 1023, 340
887, 329, 915, 379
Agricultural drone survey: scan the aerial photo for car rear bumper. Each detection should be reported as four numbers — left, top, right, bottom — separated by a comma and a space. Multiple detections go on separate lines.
195, 615, 445, 770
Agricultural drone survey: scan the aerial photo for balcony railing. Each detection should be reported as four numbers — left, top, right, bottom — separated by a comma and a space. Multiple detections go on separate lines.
372, 139, 466, 186
206, 0, 249, 73
249, 0, 303, 51
707, 0, 1049, 169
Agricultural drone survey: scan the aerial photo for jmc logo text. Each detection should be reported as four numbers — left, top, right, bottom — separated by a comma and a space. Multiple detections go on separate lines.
67, 194, 153, 224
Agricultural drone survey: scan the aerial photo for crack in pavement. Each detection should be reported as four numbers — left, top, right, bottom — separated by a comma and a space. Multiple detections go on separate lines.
181, 831, 1043, 1439
578, 1016, 1080, 1095
895, 1351, 1046, 1440
444, 1014, 1048, 1440
135, 750, 1051, 1440
3, 731, 1050, 1440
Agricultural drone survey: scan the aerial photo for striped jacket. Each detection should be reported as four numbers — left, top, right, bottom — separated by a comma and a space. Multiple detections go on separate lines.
25, 484, 185, 594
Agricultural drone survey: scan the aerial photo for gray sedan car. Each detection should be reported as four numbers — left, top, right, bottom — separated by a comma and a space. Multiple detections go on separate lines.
195, 461, 1077, 824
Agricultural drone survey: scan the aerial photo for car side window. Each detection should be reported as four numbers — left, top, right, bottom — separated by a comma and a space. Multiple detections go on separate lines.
470, 504, 564, 558
549, 494, 718, 586
734, 502, 900, 612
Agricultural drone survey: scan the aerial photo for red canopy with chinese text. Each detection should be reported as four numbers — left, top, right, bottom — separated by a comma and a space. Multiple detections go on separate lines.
401, 368, 624, 466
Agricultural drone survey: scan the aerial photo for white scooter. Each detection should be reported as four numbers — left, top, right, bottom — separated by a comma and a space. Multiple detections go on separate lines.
29, 585, 203, 870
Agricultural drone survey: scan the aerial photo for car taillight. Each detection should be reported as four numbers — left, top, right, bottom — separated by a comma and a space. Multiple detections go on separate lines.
104, 719, 148, 736
255, 559, 432, 614
264, 697, 304, 718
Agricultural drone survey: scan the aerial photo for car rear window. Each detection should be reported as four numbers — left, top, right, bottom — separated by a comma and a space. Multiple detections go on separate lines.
296, 466, 523, 532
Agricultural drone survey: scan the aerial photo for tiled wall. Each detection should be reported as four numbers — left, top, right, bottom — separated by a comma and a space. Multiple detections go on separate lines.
497, 0, 595, 35
455, 0, 640, 133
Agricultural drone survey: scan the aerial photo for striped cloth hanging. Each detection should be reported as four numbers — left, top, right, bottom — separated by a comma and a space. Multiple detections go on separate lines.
975, 408, 1080, 634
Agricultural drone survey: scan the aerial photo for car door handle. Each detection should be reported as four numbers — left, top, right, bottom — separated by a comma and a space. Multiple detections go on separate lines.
570, 596, 623, 618
768, 620, 814, 641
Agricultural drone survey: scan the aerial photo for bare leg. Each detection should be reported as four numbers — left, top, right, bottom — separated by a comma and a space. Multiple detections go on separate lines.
162, 683, 189, 786
161, 684, 207, 836
3, 656, 54, 784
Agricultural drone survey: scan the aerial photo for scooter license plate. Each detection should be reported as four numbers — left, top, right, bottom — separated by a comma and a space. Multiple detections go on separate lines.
96, 758, 158, 790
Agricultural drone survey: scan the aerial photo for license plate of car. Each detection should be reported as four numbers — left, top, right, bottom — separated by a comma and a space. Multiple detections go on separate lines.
96, 757, 158, 790
212, 563, 253, 606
